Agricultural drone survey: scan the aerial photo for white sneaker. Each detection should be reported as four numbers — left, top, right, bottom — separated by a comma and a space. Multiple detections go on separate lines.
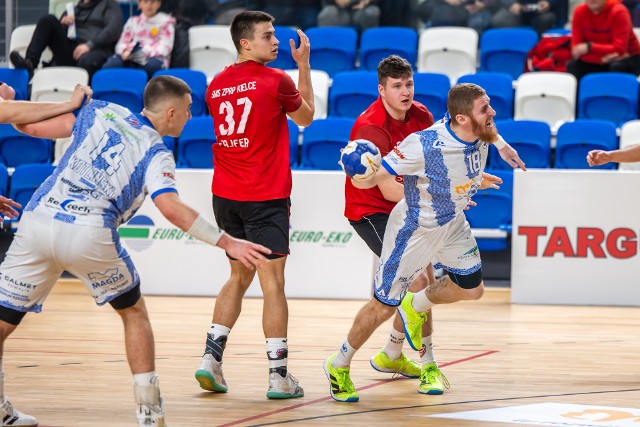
195, 353, 228, 392
266, 371, 304, 399
1, 397, 38, 427
134, 376, 166, 427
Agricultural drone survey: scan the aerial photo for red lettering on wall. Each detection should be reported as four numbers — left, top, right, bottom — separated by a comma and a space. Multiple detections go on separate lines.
543, 227, 575, 257
518, 226, 547, 256
606, 228, 637, 259
576, 228, 605, 258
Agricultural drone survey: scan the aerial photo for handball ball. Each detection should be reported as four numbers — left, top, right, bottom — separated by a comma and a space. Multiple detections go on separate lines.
340, 139, 382, 181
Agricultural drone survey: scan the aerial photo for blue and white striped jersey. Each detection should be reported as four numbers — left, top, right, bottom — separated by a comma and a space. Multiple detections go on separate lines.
382, 120, 489, 230
26, 100, 177, 229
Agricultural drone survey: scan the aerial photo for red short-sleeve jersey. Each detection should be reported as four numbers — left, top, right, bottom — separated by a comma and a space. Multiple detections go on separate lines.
344, 97, 434, 221
206, 61, 302, 201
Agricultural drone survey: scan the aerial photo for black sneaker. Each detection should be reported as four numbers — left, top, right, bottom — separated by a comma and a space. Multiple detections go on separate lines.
9, 51, 34, 76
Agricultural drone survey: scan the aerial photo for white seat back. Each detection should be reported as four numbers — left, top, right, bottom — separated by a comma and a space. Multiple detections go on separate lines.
619, 120, 640, 171
417, 27, 478, 85
188, 25, 237, 81
9, 25, 53, 69
514, 72, 577, 132
53, 136, 73, 165
30, 67, 89, 102
285, 69, 331, 120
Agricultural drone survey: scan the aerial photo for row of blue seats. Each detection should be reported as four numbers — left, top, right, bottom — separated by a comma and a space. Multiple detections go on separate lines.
272, 26, 540, 80
0, 117, 624, 170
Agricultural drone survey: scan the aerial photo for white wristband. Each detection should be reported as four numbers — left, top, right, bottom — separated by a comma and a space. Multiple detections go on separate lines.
494, 135, 506, 150
187, 214, 225, 246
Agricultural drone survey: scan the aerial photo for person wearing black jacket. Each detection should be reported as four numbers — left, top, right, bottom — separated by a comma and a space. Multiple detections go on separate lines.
10, 0, 122, 79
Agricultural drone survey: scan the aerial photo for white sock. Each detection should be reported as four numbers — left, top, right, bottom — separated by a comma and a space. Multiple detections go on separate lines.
420, 335, 437, 366
333, 340, 357, 368
266, 338, 288, 377
382, 328, 405, 360
208, 323, 231, 339
412, 290, 434, 312
133, 371, 157, 386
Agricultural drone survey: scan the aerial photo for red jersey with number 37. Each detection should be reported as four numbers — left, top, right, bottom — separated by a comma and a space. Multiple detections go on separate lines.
206, 61, 302, 201
344, 98, 434, 221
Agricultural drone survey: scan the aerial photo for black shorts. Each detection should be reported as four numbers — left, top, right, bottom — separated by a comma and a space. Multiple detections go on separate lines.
349, 212, 389, 257
212, 195, 290, 259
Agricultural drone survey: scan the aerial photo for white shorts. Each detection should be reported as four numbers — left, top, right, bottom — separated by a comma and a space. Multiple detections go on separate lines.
373, 205, 481, 306
0, 211, 140, 313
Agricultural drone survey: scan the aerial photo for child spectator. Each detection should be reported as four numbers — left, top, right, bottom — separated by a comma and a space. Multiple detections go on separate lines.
103, 0, 175, 78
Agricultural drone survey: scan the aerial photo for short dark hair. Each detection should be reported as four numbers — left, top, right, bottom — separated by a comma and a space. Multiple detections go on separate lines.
144, 75, 191, 110
377, 55, 413, 87
448, 83, 486, 124
230, 10, 275, 52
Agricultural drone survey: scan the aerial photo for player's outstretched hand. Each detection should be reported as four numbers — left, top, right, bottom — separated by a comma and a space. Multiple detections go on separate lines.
0, 83, 16, 101
290, 29, 310, 66
217, 234, 272, 270
0, 196, 21, 219
498, 144, 527, 171
480, 171, 502, 190
586, 150, 610, 167
69, 84, 93, 110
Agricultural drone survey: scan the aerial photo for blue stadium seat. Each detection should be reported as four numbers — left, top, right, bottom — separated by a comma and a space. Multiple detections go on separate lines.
288, 120, 300, 168
457, 72, 515, 120
120, 1, 140, 22
9, 163, 56, 219
92, 68, 147, 112
413, 72, 450, 121
269, 26, 299, 70
0, 67, 29, 100
301, 117, 354, 170
162, 136, 176, 154
480, 28, 539, 80
490, 120, 551, 169
555, 120, 618, 169
464, 169, 514, 251
578, 72, 639, 126
0, 164, 8, 197
359, 27, 418, 71
176, 116, 215, 168
0, 124, 52, 167
329, 71, 379, 118
306, 27, 357, 77
154, 68, 208, 116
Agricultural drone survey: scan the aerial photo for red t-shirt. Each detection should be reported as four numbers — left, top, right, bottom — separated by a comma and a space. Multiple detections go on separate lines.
344, 98, 434, 221
206, 60, 303, 201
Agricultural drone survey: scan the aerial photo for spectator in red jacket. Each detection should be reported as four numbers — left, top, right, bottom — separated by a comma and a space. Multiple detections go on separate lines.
568, 0, 640, 80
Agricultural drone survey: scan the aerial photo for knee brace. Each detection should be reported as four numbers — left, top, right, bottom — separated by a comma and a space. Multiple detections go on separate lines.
446, 268, 483, 289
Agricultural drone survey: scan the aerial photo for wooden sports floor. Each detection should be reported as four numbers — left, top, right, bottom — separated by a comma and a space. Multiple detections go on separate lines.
4, 280, 639, 426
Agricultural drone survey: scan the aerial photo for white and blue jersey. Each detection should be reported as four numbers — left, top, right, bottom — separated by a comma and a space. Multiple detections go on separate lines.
0, 100, 178, 314
26, 99, 177, 229
373, 120, 489, 306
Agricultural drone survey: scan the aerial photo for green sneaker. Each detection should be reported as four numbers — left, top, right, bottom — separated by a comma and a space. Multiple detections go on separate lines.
370, 351, 421, 378
397, 292, 427, 351
418, 363, 450, 395
323, 354, 359, 402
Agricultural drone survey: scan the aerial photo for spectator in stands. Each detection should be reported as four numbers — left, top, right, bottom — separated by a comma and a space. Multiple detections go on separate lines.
260, 0, 322, 29
9, 0, 122, 80
379, 0, 418, 27
102, 0, 175, 78
567, 0, 640, 80
491, 0, 558, 35
317, 0, 381, 31
417, 0, 498, 34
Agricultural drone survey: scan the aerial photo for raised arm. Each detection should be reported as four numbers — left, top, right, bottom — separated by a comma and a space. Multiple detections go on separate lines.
0, 84, 92, 125
153, 192, 271, 269
286, 29, 315, 126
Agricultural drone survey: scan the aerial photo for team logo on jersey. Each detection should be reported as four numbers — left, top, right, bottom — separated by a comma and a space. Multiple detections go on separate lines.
433, 140, 445, 147
392, 146, 406, 159
103, 113, 116, 121
458, 246, 480, 261
124, 115, 143, 128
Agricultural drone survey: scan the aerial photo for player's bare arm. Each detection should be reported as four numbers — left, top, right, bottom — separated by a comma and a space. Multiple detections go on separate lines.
0, 195, 21, 219
0, 83, 91, 125
0, 83, 16, 101
287, 29, 314, 126
588, 144, 640, 166
377, 176, 404, 202
153, 192, 271, 269
497, 142, 527, 170
480, 171, 502, 190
